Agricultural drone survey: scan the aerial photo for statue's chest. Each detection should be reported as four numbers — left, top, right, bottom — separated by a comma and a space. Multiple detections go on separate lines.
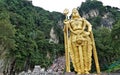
71, 20, 83, 28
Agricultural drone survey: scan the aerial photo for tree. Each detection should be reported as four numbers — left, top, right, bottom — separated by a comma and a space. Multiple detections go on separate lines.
0, 11, 16, 75
111, 20, 120, 50
93, 27, 114, 70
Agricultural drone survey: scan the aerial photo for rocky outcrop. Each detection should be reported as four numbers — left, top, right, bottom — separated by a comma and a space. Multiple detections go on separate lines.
18, 65, 62, 75
101, 12, 115, 28
49, 27, 59, 44
57, 20, 64, 29
82, 9, 114, 28
82, 9, 99, 18
0, 59, 4, 73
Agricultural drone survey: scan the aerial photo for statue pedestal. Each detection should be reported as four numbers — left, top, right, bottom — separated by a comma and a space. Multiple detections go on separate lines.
64, 72, 120, 75
65, 72, 75, 75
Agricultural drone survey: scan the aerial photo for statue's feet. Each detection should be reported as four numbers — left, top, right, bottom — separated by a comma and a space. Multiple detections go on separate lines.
77, 72, 81, 75
67, 70, 71, 72
85, 71, 89, 74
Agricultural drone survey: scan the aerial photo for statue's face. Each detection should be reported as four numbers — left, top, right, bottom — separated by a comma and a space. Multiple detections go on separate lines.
72, 9, 80, 18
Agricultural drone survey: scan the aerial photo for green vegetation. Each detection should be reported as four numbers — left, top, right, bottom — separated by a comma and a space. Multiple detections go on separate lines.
0, 0, 120, 74
79, 0, 106, 15
106, 59, 120, 72
0, 0, 64, 74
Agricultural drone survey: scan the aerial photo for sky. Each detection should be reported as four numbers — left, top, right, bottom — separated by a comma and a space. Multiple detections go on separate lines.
32, 0, 120, 13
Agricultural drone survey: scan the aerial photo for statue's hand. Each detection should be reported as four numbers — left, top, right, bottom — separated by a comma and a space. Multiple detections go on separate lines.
84, 32, 90, 36
64, 20, 69, 24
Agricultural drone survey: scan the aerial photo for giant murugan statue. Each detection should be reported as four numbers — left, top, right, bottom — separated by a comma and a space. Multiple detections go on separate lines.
63, 8, 100, 74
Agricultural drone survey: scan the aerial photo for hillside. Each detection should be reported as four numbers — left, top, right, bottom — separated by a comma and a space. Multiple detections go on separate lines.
0, 0, 120, 74
0, 0, 64, 74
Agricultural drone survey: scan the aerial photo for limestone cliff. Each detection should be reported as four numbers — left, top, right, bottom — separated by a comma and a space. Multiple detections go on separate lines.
81, 9, 115, 28
82, 9, 99, 18
78, 0, 119, 29
49, 27, 59, 44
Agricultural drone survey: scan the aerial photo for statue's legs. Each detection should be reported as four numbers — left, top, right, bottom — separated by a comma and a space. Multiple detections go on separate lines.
71, 42, 82, 74
83, 41, 92, 73
68, 40, 76, 72
83, 41, 89, 74
78, 45, 84, 74
87, 44, 92, 71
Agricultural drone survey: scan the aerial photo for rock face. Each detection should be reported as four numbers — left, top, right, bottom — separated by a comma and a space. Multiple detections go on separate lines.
82, 9, 99, 19
18, 65, 62, 75
31, 66, 41, 75
82, 9, 114, 29
0, 59, 4, 73
49, 27, 59, 44
57, 20, 64, 29
101, 12, 115, 28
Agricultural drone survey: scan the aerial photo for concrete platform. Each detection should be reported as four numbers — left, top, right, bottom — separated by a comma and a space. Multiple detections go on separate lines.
64, 72, 120, 75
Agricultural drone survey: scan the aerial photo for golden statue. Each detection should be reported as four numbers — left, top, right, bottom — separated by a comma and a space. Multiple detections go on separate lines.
63, 8, 100, 74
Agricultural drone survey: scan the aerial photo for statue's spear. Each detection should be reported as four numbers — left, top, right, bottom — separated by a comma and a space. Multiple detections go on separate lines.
90, 31, 100, 73
63, 9, 70, 72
